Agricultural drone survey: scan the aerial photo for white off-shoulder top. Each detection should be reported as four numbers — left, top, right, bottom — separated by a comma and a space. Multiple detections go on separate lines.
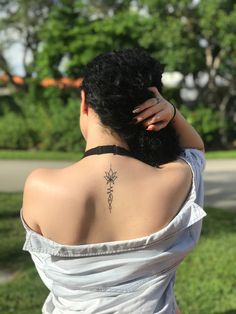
20, 148, 207, 314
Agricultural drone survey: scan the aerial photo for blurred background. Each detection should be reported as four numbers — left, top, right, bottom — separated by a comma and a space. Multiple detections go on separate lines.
0, 1, 235, 313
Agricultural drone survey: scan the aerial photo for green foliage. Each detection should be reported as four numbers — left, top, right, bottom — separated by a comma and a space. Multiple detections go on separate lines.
0, 112, 34, 149
31, 0, 235, 148
0, 85, 84, 152
23, 90, 84, 152
0, 95, 21, 116
0, 0, 54, 88
175, 207, 236, 313
35, 1, 146, 77
180, 104, 220, 146
1, 0, 235, 149
42, 94, 83, 151
34, 0, 235, 77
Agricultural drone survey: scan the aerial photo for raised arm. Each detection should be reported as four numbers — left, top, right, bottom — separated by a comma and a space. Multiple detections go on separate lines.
131, 87, 205, 153
171, 108, 205, 152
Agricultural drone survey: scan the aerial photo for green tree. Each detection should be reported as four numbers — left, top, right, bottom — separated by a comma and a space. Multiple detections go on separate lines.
34, 0, 145, 78
1, 0, 235, 149
0, 0, 54, 91
140, 0, 236, 147
34, 0, 235, 147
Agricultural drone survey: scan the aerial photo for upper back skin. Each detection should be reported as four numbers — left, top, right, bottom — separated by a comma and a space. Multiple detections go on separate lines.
25, 154, 193, 245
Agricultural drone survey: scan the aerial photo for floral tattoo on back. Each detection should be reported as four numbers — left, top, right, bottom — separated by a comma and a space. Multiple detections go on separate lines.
104, 164, 118, 213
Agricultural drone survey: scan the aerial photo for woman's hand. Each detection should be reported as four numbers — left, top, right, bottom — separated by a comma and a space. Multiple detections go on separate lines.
130, 87, 176, 131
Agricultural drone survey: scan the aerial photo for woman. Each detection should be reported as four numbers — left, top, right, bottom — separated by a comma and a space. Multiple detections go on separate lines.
20, 48, 206, 314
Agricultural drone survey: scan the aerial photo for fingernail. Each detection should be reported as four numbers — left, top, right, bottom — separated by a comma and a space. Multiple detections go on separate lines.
132, 108, 140, 113
146, 125, 153, 131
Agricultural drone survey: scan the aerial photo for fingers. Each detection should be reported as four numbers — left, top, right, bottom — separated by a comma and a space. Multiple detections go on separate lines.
130, 86, 168, 131
132, 105, 163, 125
143, 111, 164, 127
131, 105, 169, 132
148, 86, 162, 97
147, 120, 168, 131
133, 97, 158, 113
132, 97, 166, 124
133, 86, 163, 113
131, 110, 166, 131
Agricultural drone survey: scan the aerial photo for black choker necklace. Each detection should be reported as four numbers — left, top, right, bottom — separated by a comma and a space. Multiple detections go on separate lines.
81, 145, 133, 159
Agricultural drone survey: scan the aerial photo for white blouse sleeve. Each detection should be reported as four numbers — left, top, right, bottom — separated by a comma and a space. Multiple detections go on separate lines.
177, 148, 206, 207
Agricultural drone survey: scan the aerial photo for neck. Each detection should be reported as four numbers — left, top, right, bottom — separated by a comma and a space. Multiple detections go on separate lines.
85, 141, 130, 151
85, 125, 130, 152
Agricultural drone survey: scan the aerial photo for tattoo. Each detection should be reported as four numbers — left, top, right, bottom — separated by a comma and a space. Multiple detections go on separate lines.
104, 164, 118, 213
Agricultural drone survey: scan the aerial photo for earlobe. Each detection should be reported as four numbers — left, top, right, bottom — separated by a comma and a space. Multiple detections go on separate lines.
80, 90, 88, 114
81, 89, 85, 103
81, 90, 88, 114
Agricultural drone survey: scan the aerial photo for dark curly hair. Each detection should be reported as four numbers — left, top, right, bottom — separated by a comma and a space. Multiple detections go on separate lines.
81, 48, 182, 167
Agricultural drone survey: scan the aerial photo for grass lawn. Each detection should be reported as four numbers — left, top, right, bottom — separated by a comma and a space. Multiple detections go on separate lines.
0, 192, 235, 314
0, 149, 235, 160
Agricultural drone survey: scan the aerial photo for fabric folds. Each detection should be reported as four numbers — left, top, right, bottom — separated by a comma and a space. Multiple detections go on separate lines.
20, 148, 207, 314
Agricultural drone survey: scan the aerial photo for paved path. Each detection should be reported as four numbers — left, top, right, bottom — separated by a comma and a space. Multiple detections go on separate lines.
0, 158, 235, 210
203, 159, 236, 211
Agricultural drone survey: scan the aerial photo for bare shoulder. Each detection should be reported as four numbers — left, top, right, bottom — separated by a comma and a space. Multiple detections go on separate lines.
158, 159, 193, 196
24, 167, 54, 186
22, 168, 60, 233
151, 158, 193, 223
167, 159, 192, 194
23, 167, 59, 194
159, 158, 193, 180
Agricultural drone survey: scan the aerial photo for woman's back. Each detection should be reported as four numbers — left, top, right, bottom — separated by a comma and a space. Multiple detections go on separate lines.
21, 148, 206, 314
27, 153, 192, 246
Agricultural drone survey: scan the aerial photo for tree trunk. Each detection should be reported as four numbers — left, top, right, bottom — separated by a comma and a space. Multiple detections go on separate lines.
218, 94, 230, 148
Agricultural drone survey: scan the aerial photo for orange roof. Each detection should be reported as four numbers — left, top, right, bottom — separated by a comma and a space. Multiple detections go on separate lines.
0, 74, 24, 85
40, 78, 57, 87
0, 74, 83, 88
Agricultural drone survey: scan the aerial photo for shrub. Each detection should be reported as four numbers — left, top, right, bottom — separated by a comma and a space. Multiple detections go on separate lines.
179, 104, 220, 147
0, 112, 34, 149
38, 95, 84, 151
11, 87, 84, 152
